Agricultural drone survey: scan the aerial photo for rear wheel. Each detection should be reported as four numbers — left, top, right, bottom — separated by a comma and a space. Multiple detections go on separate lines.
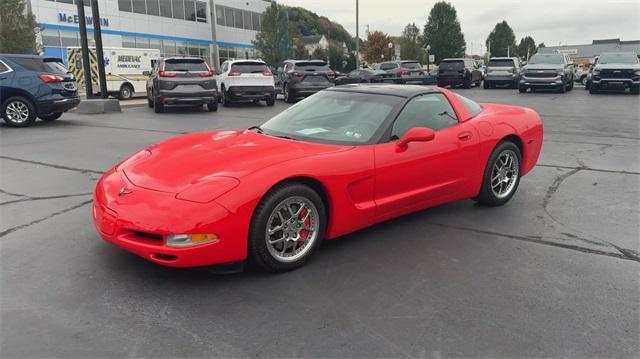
221, 86, 232, 107
39, 112, 63, 121
474, 141, 522, 207
118, 84, 134, 100
248, 183, 326, 273
265, 94, 275, 106
153, 96, 164, 113
284, 83, 295, 103
207, 101, 218, 112
1, 97, 37, 127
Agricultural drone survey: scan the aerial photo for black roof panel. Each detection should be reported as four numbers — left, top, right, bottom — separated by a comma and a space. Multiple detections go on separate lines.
327, 84, 440, 98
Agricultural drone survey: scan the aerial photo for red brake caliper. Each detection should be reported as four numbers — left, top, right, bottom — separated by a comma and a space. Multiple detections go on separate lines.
298, 207, 310, 242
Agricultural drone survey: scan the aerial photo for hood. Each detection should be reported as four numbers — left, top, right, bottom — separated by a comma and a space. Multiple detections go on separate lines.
121, 130, 350, 193
523, 64, 563, 71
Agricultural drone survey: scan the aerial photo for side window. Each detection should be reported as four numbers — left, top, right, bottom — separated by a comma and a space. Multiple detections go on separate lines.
348, 70, 359, 77
0, 60, 9, 74
221, 62, 228, 73
455, 94, 483, 117
391, 94, 459, 139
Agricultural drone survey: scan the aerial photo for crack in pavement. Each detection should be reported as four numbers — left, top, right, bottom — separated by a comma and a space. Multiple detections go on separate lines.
0, 199, 93, 238
0, 192, 92, 205
536, 163, 640, 175
425, 222, 640, 263
542, 166, 583, 212
0, 155, 105, 175
0, 189, 30, 199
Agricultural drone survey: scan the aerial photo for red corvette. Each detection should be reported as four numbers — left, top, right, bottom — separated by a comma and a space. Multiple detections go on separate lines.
93, 85, 543, 272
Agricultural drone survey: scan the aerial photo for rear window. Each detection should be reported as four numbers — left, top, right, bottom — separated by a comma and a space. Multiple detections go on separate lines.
439, 60, 464, 70
7, 57, 67, 73
230, 62, 268, 73
294, 61, 330, 71
401, 62, 422, 69
488, 59, 515, 67
164, 59, 208, 72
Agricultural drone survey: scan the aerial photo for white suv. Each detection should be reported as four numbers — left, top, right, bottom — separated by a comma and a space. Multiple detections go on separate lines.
217, 59, 276, 107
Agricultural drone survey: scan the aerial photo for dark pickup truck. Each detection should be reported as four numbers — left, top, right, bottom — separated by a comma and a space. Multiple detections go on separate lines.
589, 52, 640, 94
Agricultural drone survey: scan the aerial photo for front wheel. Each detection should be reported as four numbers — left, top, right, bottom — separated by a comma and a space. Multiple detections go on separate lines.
474, 141, 522, 206
589, 83, 598, 94
630, 84, 640, 95
483, 81, 490, 89
248, 183, 326, 273
518, 84, 527, 93
39, 112, 63, 121
119, 84, 134, 100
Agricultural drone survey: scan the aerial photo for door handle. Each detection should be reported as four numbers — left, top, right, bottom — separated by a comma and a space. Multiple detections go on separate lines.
458, 132, 472, 141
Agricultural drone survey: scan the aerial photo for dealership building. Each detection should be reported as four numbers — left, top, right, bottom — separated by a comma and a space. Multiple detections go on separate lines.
29, 0, 270, 68
538, 38, 640, 65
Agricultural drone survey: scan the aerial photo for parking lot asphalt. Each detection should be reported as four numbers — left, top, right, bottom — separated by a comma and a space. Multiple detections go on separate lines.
1, 87, 639, 358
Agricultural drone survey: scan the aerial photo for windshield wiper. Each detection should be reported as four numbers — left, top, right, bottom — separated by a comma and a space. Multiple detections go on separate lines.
248, 125, 264, 134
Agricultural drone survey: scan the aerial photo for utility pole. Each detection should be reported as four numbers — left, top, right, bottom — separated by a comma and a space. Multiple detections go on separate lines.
91, 0, 108, 99
355, 0, 360, 69
507, 46, 510, 57
76, 0, 93, 98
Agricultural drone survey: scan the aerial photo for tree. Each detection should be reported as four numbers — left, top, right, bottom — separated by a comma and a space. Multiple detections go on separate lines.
362, 31, 392, 64
516, 36, 537, 60
293, 39, 308, 59
399, 23, 421, 60
311, 47, 327, 61
538, 42, 546, 48
252, 2, 292, 67
421, 2, 466, 64
328, 44, 344, 71
344, 52, 357, 72
0, 0, 38, 54
486, 21, 516, 57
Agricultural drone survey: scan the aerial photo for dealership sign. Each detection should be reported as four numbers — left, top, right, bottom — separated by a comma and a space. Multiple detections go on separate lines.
58, 13, 109, 27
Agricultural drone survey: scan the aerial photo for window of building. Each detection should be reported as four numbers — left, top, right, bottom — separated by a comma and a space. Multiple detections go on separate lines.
57, 0, 74, 4
59, 30, 79, 47
122, 36, 136, 48
188, 43, 199, 56
224, 7, 234, 28
176, 41, 187, 55
159, 0, 172, 18
196, 1, 207, 23
184, 0, 196, 21
146, 0, 159, 16
42, 29, 61, 47
118, 0, 132, 12
216, 5, 225, 25
172, 0, 184, 19
233, 8, 243, 28
162, 40, 176, 55
243, 11, 252, 30
136, 38, 150, 49
133, 0, 146, 14
149, 39, 161, 50
252, 12, 260, 31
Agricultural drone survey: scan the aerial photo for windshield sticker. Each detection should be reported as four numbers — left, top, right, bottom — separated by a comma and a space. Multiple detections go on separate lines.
297, 128, 329, 135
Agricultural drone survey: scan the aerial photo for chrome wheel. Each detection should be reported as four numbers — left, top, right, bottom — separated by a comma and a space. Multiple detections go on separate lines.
490, 150, 519, 199
265, 196, 319, 263
5, 100, 30, 123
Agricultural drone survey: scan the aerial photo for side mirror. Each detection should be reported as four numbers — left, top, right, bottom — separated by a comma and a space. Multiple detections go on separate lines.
142, 70, 150, 76
397, 127, 436, 148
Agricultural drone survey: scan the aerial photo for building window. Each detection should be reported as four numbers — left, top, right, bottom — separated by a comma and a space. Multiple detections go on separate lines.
162, 40, 176, 56
215, 5, 224, 26
252, 12, 260, 31
224, 7, 234, 28
215, 5, 262, 31
176, 41, 187, 55
159, 0, 172, 18
149, 39, 161, 50
172, 0, 184, 19
122, 36, 136, 48
136, 38, 150, 49
42, 29, 61, 47
243, 11, 252, 30
133, 0, 146, 14
184, 0, 196, 21
196, 1, 207, 23
118, 0, 132, 12
60, 30, 80, 47
233, 8, 243, 28
146, 0, 159, 16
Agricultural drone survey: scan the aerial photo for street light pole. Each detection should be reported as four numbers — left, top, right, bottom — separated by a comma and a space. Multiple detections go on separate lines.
76, 0, 93, 98
426, 45, 431, 73
355, 0, 360, 69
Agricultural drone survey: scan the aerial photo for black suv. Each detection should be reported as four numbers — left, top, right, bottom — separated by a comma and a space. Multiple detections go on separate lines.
0, 54, 79, 127
518, 53, 574, 93
437, 58, 482, 88
589, 52, 640, 94
278, 60, 335, 103
146, 57, 218, 113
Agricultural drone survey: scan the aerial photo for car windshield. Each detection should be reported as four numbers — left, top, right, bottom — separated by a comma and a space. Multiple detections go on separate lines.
401, 62, 422, 69
164, 59, 208, 72
439, 60, 464, 69
528, 54, 564, 64
598, 52, 639, 64
230, 62, 268, 73
7, 57, 68, 74
294, 61, 330, 71
260, 91, 402, 145
488, 59, 515, 67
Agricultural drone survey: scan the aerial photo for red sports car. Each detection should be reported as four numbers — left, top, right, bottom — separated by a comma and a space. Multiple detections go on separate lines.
93, 85, 543, 272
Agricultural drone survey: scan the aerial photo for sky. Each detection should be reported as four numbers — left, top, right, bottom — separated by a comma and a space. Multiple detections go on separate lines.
277, 0, 640, 55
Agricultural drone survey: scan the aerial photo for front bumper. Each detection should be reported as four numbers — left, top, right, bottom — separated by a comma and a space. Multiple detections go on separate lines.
520, 75, 564, 87
37, 96, 80, 115
93, 168, 245, 268
592, 78, 639, 87
228, 86, 275, 101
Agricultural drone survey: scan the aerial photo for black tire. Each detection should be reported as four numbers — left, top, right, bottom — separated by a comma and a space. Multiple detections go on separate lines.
265, 94, 275, 106
118, 84, 134, 100
39, 112, 63, 121
207, 101, 218, 112
558, 80, 566, 93
147, 89, 153, 108
568, 78, 574, 91
248, 183, 327, 273
437, 82, 445, 88
153, 96, 164, 113
518, 84, 527, 93
474, 141, 522, 207
483, 81, 490, 89
463, 77, 472, 89
221, 86, 232, 107
284, 83, 295, 103
1, 96, 37, 127
630, 84, 640, 95
589, 83, 598, 94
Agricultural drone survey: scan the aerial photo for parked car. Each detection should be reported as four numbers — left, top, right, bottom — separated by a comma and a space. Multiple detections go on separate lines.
518, 53, 574, 93
278, 59, 335, 103
0, 54, 79, 127
146, 57, 218, 113
574, 64, 588, 84
589, 52, 640, 94
584, 56, 599, 90
378, 60, 434, 84
437, 58, 483, 88
484, 57, 522, 88
216, 59, 276, 106
93, 84, 543, 272
334, 69, 394, 85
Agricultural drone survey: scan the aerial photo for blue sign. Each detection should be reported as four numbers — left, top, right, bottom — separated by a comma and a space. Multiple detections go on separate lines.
58, 13, 109, 27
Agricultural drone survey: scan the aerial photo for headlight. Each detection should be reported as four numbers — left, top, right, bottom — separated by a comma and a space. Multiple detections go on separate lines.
557, 69, 564, 75
634, 70, 640, 75
166, 234, 218, 247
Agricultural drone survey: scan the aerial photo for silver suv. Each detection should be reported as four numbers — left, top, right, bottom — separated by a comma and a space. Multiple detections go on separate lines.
484, 57, 521, 89
518, 53, 575, 93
